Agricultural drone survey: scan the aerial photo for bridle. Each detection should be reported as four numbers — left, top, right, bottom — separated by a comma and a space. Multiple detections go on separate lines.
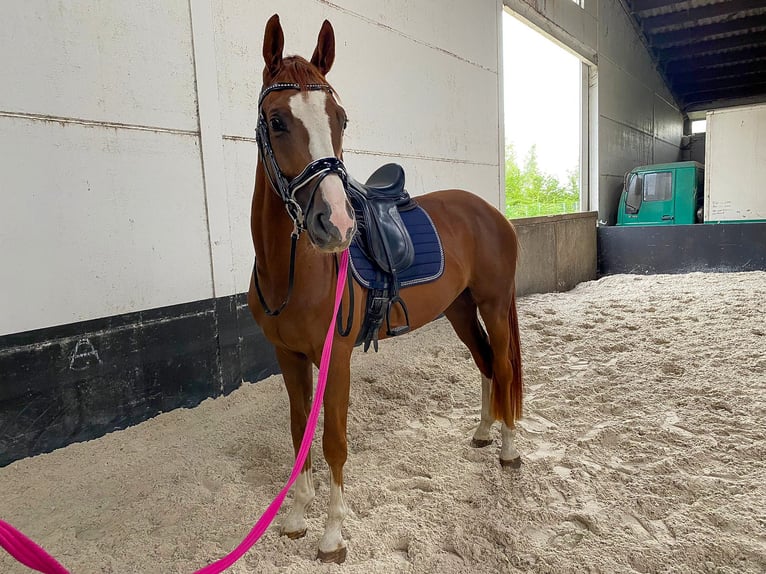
253, 82, 352, 317
255, 82, 349, 235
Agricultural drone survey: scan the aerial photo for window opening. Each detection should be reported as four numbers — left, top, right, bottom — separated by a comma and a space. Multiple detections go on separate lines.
503, 10, 583, 219
643, 172, 672, 202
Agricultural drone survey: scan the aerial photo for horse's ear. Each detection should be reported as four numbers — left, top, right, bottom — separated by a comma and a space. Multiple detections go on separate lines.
263, 14, 284, 79
311, 20, 335, 76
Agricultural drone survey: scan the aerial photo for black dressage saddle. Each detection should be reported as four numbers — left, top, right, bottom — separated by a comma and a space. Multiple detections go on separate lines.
345, 163, 417, 350
347, 163, 416, 275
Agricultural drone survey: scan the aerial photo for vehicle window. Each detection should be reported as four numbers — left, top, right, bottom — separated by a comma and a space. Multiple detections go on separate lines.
643, 172, 672, 202
625, 173, 643, 214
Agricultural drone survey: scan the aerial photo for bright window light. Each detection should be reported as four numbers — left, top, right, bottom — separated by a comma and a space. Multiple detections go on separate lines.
691, 119, 706, 134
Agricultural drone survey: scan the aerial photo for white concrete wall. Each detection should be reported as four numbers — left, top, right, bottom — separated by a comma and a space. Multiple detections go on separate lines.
705, 103, 766, 222
0, 0, 208, 336
214, 0, 503, 296
0, 0, 504, 336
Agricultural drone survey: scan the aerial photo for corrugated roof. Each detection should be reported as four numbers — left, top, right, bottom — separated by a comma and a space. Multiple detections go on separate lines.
626, 0, 766, 112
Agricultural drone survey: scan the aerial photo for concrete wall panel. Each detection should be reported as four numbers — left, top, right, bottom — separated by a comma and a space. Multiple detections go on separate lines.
2, 2, 505, 336
598, 118, 653, 222
654, 95, 684, 145
214, 3, 500, 166
0, 118, 212, 335
599, 117, 653, 178
344, 152, 501, 205
598, 1, 674, 104
653, 139, 681, 165
0, 1, 198, 130
598, 58, 654, 135
222, 139, 258, 296
329, 0, 499, 72
513, 212, 597, 296
515, 221, 557, 295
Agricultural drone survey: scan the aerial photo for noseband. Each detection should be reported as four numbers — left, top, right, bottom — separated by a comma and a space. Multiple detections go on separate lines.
255, 82, 349, 235
253, 82, 351, 317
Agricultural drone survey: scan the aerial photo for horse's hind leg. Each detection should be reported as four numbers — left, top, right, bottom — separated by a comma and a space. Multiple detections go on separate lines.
476, 293, 523, 468
444, 290, 495, 447
474, 374, 495, 447
276, 348, 315, 539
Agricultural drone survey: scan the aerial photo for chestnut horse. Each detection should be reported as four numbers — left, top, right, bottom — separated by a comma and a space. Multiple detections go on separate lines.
248, 14, 523, 563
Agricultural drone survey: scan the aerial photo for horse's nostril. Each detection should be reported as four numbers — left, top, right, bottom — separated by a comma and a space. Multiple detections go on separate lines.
317, 212, 331, 236
316, 212, 341, 243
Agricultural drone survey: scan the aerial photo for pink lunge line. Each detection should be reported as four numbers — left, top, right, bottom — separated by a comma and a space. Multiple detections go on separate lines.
0, 249, 350, 574
0, 521, 69, 574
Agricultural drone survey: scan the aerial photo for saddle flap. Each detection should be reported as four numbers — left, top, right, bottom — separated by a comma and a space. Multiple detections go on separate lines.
365, 200, 415, 273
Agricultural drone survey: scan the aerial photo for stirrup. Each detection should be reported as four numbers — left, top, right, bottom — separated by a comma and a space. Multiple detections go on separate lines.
385, 295, 410, 337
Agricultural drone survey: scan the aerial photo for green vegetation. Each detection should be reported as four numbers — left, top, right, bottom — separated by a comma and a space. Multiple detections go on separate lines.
505, 144, 579, 219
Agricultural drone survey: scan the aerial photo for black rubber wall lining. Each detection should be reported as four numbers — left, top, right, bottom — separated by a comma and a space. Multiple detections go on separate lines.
0, 294, 279, 467
598, 222, 766, 276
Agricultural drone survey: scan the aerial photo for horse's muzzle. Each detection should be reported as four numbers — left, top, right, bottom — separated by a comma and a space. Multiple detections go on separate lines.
307, 176, 356, 252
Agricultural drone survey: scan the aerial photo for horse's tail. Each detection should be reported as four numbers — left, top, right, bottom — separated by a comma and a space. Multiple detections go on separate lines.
491, 291, 523, 427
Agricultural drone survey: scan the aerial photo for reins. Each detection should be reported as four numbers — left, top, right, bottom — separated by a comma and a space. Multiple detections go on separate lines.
0, 250, 351, 574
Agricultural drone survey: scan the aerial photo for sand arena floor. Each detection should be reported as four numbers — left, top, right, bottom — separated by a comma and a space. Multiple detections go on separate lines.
1, 271, 764, 573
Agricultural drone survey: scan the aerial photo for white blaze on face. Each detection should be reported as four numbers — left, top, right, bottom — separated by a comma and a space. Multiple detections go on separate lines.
288, 91, 354, 238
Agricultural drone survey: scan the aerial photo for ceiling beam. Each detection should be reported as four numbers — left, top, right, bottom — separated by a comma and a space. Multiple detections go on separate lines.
629, 0, 691, 14
673, 70, 766, 95
641, 1, 766, 33
649, 13, 766, 47
676, 73, 766, 97
685, 92, 766, 112
664, 46, 766, 75
681, 81, 766, 108
656, 30, 766, 62
670, 58, 766, 83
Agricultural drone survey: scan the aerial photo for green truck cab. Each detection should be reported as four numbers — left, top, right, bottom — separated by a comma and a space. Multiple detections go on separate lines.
617, 161, 704, 226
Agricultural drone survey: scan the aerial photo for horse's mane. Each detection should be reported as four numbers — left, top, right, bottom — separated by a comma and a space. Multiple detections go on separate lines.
273, 56, 330, 89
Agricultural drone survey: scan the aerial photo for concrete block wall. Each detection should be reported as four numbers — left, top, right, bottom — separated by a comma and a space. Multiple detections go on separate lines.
0, 0, 505, 337
512, 212, 597, 296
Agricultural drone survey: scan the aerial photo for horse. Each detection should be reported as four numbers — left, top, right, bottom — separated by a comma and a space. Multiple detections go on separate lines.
247, 14, 523, 564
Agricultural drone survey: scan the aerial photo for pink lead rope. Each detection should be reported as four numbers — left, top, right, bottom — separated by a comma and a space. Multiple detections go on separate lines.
0, 249, 350, 574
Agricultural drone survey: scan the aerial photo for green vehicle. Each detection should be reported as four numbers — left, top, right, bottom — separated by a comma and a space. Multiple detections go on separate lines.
617, 161, 704, 226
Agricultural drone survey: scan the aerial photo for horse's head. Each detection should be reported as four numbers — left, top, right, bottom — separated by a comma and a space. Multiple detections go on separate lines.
257, 14, 356, 253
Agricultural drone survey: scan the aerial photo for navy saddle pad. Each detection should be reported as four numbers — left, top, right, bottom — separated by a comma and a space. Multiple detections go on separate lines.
349, 204, 445, 290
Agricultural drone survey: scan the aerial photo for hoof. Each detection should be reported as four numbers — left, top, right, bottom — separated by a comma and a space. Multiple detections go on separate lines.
500, 456, 522, 469
281, 528, 307, 540
471, 438, 493, 448
317, 545, 347, 564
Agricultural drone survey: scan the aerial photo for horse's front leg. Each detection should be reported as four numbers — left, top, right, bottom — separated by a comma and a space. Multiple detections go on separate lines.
275, 347, 315, 539
317, 345, 352, 563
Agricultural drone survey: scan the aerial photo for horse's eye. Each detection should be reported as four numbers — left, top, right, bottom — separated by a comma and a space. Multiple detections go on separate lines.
343, 117, 349, 131
269, 117, 287, 132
